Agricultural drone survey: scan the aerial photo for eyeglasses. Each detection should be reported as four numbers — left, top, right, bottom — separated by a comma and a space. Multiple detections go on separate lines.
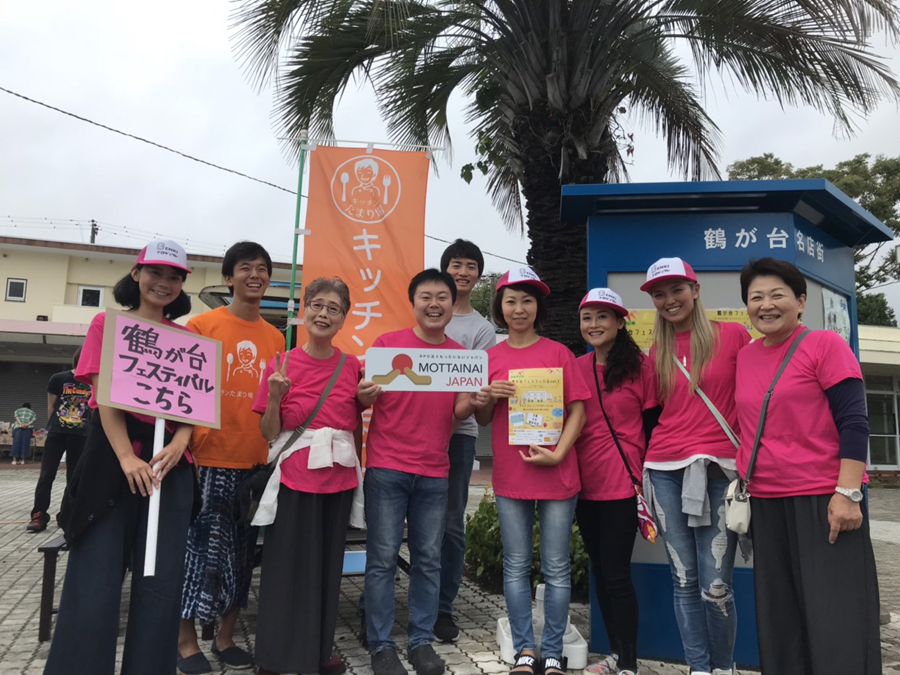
307, 301, 344, 316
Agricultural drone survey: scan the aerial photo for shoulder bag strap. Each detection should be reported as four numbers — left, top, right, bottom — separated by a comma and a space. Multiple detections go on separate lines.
744, 328, 810, 486
270, 351, 348, 465
673, 356, 741, 450
590, 359, 640, 490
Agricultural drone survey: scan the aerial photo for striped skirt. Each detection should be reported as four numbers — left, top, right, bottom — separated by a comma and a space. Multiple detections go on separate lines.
181, 465, 256, 623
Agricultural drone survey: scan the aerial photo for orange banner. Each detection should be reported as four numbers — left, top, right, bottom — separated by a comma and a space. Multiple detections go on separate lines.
301, 146, 428, 356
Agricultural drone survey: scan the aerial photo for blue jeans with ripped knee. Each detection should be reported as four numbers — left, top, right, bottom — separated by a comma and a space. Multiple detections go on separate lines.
649, 468, 737, 673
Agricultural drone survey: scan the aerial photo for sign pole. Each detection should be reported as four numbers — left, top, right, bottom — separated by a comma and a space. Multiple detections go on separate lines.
143, 416, 166, 576
286, 129, 309, 349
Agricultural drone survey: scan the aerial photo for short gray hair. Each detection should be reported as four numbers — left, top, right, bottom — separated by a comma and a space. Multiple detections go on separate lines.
303, 276, 351, 313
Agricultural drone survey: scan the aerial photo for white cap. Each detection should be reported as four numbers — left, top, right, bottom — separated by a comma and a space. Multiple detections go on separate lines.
136, 239, 191, 274
496, 266, 550, 296
640, 257, 696, 292
579, 288, 628, 316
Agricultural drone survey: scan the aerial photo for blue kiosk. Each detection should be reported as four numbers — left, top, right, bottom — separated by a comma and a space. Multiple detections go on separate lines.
559, 180, 893, 667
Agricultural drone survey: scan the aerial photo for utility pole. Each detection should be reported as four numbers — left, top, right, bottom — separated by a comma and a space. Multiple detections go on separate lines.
90, 219, 98, 243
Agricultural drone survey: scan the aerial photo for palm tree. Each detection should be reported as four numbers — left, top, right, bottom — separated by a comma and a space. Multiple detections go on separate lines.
233, 0, 899, 351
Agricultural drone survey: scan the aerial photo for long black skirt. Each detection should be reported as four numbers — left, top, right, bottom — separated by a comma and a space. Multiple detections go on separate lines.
255, 485, 354, 674
752, 493, 881, 675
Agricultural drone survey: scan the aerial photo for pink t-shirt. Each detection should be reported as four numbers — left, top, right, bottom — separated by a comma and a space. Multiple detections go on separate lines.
575, 355, 658, 501
75, 311, 194, 459
646, 322, 751, 464
365, 328, 464, 479
488, 338, 591, 500
735, 327, 866, 498
253, 348, 362, 494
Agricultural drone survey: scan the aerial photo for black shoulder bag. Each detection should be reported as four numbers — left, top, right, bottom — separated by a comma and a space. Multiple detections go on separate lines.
590, 361, 658, 542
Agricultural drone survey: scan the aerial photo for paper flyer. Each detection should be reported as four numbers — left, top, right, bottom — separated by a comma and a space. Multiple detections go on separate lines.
508, 368, 564, 445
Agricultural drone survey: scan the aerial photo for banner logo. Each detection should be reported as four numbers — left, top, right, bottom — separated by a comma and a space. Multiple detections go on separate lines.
330, 155, 402, 224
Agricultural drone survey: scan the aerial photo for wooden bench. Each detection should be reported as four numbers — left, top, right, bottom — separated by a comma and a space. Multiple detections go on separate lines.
37, 534, 67, 643
37, 527, 409, 643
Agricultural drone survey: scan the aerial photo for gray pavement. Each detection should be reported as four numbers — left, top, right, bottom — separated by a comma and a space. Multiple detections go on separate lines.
0, 465, 899, 674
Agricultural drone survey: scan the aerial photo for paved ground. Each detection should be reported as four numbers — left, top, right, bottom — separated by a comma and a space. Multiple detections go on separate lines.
0, 461, 898, 674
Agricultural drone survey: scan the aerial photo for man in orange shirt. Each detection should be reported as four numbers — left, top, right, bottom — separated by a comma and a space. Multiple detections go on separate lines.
177, 242, 285, 675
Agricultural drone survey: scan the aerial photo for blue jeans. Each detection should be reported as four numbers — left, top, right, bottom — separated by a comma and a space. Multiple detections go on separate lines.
11, 427, 32, 458
649, 468, 738, 673
364, 468, 448, 654
439, 433, 476, 615
495, 494, 577, 660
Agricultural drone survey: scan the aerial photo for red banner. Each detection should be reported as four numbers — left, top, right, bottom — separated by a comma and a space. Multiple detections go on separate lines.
301, 146, 429, 355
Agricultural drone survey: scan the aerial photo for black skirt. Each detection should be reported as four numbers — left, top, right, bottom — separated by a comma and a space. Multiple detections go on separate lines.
255, 485, 354, 674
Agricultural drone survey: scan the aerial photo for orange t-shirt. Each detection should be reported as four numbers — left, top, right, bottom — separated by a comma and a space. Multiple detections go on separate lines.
186, 307, 286, 469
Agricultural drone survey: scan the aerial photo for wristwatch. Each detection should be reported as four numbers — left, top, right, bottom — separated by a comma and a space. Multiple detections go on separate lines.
835, 486, 863, 502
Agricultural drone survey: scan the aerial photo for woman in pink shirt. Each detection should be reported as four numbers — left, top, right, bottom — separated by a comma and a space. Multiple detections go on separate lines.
252, 277, 364, 675
734, 258, 879, 675
46, 240, 197, 675
642, 258, 749, 675
575, 289, 658, 675
469, 267, 590, 675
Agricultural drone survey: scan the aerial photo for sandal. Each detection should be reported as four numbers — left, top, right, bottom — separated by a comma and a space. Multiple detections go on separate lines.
543, 656, 568, 675
511, 651, 538, 675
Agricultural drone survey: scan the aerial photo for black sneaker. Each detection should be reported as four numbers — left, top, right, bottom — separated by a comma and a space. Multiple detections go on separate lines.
372, 648, 408, 675
432, 612, 459, 643
407, 644, 445, 675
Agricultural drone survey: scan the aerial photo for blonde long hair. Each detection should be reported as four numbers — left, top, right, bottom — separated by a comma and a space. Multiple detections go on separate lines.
653, 288, 719, 401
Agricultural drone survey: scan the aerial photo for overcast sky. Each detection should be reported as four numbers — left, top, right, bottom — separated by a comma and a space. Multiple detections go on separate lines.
2, 1, 899, 305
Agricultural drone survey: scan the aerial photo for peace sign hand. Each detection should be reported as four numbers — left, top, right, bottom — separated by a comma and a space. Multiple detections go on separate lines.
268, 351, 292, 401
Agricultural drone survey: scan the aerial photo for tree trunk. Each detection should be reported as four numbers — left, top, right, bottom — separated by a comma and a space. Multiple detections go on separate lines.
515, 110, 611, 354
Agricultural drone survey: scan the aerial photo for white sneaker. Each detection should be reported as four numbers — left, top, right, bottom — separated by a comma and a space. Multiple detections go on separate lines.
583, 655, 618, 675
712, 669, 734, 675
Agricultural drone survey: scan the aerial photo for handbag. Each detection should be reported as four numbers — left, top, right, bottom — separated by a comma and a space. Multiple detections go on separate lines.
233, 352, 347, 524
722, 329, 809, 534
590, 361, 658, 543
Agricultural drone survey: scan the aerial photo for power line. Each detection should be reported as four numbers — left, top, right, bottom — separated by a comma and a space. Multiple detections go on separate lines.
0, 85, 295, 196
0, 85, 527, 266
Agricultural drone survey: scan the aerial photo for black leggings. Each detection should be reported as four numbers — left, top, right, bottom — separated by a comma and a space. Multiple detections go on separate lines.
575, 497, 639, 671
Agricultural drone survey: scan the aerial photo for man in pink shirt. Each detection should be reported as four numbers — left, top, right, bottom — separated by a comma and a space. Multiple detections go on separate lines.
357, 269, 469, 675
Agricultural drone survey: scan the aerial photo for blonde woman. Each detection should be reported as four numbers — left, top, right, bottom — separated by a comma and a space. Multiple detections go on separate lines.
641, 258, 750, 675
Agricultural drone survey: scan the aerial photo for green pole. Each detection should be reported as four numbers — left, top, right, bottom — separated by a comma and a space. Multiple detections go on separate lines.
286, 129, 308, 349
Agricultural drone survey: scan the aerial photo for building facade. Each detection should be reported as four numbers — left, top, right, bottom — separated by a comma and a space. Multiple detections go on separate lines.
0, 236, 295, 431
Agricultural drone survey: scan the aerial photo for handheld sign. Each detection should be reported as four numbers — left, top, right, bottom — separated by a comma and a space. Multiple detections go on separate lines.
508, 368, 564, 445
365, 348, 488, 392
96, 309, 222, 576
97, 309, 222, 428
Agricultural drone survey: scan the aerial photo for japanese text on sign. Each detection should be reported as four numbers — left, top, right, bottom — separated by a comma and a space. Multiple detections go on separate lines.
625, 309, 761, 351
702, 226, 798, 252
98, 310, 221, 428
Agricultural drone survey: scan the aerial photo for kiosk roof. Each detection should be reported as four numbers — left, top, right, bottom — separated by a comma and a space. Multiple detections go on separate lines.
560, 179, 892, 247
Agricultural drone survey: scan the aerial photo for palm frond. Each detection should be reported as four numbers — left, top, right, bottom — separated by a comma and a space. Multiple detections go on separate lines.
623, 37, 723, 180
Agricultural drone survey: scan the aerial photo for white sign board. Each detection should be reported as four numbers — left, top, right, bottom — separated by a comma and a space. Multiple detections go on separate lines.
823, 286, 851, 343
365, 348, 488, 392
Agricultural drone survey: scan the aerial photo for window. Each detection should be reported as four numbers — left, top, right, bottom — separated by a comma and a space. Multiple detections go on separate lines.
78, 285, 104, 307
5, 278, 26, 302
865, 374, 893, 391
865, 375, 900, 469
